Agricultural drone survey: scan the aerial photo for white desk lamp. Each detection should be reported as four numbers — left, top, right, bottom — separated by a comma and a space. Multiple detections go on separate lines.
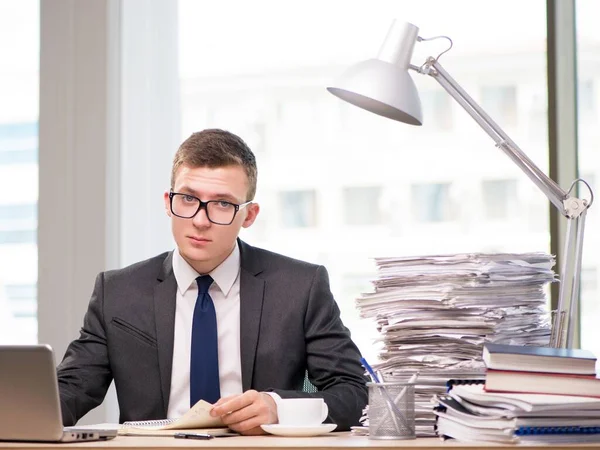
327, 20, 593, 348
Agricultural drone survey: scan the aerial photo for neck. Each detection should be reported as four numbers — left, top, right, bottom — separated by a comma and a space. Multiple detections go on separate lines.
182, 242, 236, 275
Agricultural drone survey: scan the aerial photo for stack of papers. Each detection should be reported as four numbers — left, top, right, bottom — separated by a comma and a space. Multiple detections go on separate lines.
354, 252, 556, 437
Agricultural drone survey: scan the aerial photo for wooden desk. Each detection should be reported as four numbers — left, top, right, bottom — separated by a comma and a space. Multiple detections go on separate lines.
1, 434, 600, 450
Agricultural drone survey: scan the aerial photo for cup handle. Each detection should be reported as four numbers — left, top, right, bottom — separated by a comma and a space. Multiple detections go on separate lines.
321, 401, 329, 422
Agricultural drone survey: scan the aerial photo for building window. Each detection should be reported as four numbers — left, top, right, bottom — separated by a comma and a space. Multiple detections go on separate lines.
481, 85, 517, 127
343, 186, 383, 226
420, 89, 453, 130
411, 183, 454, 223
0, 203, 37, 244
0, 203, 37, 222
482, 179, 518, 220
3, 283, 37, 319
578, 80, 595, 122
581, 267, 598, 293
279, 190, 317, 228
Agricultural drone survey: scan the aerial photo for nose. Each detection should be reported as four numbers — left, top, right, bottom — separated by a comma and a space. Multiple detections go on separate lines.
191, 205, 211, 227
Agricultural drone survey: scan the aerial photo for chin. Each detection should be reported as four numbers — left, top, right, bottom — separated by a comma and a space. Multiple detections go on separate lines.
179, 245, 210, 261
183, 247, 210, 259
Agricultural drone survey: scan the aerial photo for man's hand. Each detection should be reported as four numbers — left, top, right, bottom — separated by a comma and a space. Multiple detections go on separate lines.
210, 390, 278, 435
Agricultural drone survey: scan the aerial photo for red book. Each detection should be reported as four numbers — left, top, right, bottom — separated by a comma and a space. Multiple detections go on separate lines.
485, 369, 600, 398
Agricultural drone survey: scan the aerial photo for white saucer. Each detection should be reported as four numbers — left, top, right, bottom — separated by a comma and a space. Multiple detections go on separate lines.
261, 423, 337, 437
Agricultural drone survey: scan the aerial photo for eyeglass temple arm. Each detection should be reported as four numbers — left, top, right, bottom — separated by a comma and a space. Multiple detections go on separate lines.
409, 57, 593, 348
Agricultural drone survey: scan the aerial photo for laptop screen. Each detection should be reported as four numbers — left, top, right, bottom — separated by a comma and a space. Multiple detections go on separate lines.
0, 344, 116, 442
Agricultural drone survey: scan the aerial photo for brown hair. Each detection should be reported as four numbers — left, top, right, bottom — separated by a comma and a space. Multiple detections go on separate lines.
171, 129, 258, 200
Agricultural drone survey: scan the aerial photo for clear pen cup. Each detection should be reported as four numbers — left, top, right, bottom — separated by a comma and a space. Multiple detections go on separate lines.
367, 381, 416, 440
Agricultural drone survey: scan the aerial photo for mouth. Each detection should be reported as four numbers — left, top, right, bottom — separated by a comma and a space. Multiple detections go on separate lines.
188, 236, 211, 243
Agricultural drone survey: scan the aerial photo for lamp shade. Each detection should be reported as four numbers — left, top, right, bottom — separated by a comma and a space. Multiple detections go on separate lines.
327, 20, 423, 125
327, 58, 423, 125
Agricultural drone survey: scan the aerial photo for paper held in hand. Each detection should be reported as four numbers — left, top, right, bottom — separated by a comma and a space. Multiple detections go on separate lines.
119, 399, 226, 436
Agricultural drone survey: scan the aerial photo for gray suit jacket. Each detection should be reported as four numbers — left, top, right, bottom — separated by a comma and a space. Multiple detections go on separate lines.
57, 239, 368, 430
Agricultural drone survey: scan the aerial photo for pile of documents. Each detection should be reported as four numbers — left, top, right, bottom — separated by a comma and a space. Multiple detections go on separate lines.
354, 252, 556, 437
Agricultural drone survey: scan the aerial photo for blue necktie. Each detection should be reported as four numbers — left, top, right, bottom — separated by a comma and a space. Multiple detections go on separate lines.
190, 275, 220, 406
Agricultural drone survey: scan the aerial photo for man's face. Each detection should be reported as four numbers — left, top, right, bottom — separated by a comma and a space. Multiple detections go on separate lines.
164, 164, 259, 274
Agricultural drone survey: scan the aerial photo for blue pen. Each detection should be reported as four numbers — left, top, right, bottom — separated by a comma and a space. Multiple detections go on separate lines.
360, 357, 381, 383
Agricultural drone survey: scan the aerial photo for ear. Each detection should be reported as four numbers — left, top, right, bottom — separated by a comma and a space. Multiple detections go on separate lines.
163, 191, 172, 217
241, 203, 260, 228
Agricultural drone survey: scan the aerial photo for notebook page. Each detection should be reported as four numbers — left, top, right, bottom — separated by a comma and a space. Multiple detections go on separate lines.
121, 399, 223, 430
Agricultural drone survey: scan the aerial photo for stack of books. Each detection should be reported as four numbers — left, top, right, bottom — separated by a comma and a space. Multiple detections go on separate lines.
434, 344, 600, 443
483, 343, 600, 397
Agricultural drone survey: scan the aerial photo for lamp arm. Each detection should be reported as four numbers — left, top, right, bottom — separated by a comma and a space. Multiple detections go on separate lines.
416, 59, 572, 211
409, 57, 593, 348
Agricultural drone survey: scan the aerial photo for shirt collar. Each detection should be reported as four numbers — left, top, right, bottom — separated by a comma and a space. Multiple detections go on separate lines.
172, 242, 240, 297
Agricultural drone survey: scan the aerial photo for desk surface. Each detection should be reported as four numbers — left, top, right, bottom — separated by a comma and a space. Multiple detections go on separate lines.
1, 434, 600, 450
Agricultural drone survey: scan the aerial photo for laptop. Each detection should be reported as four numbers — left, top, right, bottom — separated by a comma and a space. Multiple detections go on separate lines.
0, 344, 117, 442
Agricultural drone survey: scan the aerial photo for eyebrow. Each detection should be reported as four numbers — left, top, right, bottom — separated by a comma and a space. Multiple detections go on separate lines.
177, 187, 241, 203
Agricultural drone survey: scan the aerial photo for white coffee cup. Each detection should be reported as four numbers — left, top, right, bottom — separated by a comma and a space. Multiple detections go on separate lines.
277, 398, 329, 426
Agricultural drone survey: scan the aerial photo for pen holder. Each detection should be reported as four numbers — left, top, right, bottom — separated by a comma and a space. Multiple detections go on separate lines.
367, 381, 416, 440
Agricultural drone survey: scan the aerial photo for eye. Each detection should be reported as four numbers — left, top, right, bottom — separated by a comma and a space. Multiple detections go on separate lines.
182, 194, 196, 203
214, 201, 233, 209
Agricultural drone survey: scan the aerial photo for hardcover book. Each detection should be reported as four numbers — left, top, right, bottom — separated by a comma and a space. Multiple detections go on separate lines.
482, 343, 597, 375
485, 369, 600, 398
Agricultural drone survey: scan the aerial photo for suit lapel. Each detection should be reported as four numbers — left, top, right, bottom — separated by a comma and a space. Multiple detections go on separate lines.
238, 240, 265, 391
154, 252, 177, 415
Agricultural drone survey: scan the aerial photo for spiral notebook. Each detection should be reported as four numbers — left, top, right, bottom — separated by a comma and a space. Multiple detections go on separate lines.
118, 399, 226, 436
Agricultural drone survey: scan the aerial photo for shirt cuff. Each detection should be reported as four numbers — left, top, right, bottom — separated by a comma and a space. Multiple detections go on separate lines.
263, 391, 282, 422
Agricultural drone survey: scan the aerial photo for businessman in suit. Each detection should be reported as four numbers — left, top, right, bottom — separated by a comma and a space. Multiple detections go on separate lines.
57, 129, 368, 435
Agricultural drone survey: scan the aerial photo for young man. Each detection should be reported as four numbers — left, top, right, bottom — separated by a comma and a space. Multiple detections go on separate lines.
57, 129, 367, 435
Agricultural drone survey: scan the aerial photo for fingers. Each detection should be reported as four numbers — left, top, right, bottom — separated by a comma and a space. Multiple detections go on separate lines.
211, 392, 253, 416
210, 390, 277, 435
211, 394, 238, 409
226, 413, 264, 433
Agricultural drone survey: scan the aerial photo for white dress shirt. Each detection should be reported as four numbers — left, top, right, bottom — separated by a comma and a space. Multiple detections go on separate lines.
167, 244, 243, 418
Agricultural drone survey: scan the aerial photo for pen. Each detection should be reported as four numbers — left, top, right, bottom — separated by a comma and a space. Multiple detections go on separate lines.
360, 357, 381, 383
174, 432, 213, 440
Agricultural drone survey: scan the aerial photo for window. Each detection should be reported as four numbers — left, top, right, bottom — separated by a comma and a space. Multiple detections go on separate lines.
0, 1, 39, 343
419, 89, 453, 130
411, 183, 455, 223
171, 0, 551, 359
578, 80, 595, 123
340, 273, 378, 361
3, 283, 37, 322
343, 187, 383, 226
0, 122, 38, 164
581, 267, 598, 293
481, 85, 518, 127
279, 190, 317, 228
577, 0, 600, 355
580, 267, 598, 351
482, 179, 518, 220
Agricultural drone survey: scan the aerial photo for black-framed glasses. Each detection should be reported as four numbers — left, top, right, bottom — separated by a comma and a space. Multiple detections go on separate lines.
169, 191, 251, 225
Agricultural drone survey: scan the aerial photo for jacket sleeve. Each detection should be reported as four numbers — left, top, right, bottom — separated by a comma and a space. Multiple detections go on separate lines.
56, 273, 113, 426
271, 265, 369, 430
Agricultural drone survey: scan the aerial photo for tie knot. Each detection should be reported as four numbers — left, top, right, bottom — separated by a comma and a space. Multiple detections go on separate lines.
196, 275, 213, 294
